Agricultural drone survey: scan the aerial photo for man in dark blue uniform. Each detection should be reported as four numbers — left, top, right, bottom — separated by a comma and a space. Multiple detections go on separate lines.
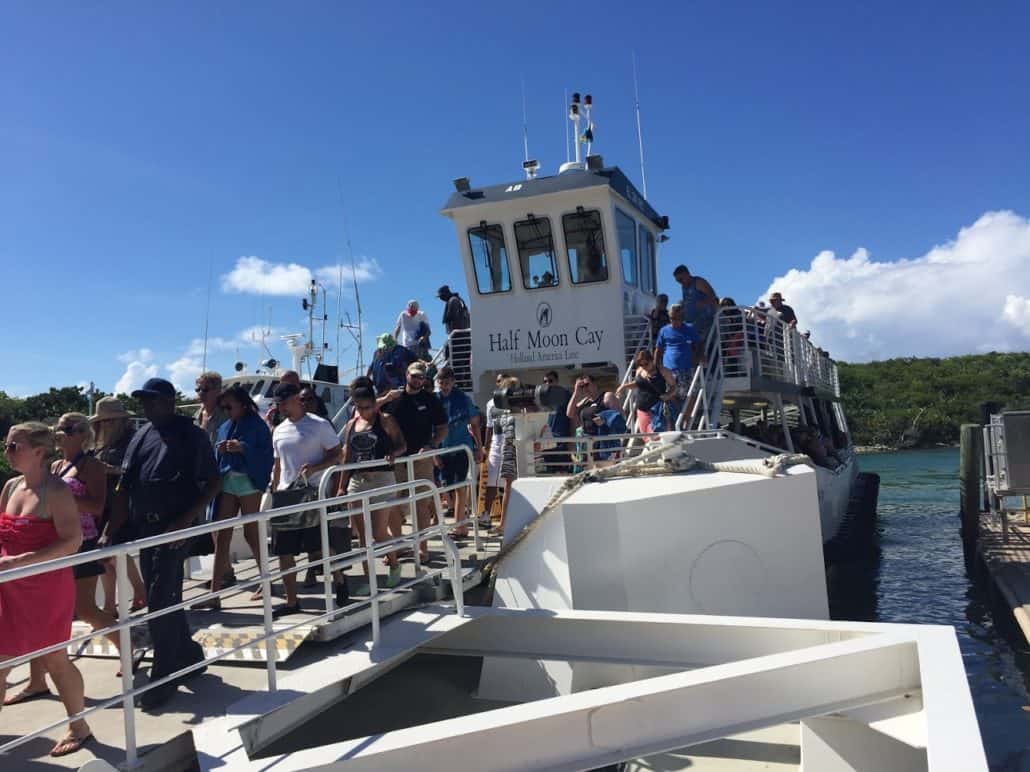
102, 377, 221, 711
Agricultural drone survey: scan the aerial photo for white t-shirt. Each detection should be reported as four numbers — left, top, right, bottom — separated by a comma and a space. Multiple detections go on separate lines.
395, 310, 429, 348
272, 413, 341, 490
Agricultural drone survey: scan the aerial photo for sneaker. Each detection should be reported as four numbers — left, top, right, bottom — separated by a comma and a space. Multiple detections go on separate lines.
385, 564, 403, 588
138, 682, 178, 712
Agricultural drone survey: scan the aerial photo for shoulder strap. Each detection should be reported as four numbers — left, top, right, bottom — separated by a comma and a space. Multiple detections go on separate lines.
121, 424, 152, 477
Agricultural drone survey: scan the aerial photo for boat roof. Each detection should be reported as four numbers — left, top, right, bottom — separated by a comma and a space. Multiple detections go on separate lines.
441, 165, 667, 229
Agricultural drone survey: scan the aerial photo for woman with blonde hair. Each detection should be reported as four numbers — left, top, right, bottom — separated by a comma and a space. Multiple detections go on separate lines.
0, 422, 93, 756
91, 398, 146, 615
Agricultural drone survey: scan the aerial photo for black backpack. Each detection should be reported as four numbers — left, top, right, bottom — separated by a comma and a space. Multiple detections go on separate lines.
451, 294, 471, 330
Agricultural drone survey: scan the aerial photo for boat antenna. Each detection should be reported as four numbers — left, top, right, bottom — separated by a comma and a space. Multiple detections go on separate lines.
563, 88, 570, 163
520, 78, 540, 179
336, 178, 364, 374
521, 77, 530, 163
632, 51, 648, 199
201, 257, 213, 370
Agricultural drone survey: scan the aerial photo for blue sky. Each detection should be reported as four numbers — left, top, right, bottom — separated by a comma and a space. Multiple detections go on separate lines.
3, 1, 1029, 396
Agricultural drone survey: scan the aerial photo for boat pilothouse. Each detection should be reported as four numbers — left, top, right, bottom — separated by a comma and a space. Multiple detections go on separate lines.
440, 104, 665, 408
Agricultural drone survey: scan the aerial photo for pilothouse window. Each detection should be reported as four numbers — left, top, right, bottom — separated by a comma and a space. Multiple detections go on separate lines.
563, 209, 608, 284
514, 217, 559, 290
616, 209, 637, 286
639, 224, 656, 294
467, 224, 512, 295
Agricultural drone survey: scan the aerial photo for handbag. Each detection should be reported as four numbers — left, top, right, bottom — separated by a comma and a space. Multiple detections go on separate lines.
270, 478, 321, 531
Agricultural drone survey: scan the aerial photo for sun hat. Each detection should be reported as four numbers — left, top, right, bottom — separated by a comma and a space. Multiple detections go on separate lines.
376, 333, 396, 350
89, 396, 133, 423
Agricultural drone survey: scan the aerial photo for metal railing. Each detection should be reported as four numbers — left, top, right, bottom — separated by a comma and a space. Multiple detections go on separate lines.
708, 306, 839, 395
520, 428, 852, 478
429, 327, 473, 392
0, 445, 475, 767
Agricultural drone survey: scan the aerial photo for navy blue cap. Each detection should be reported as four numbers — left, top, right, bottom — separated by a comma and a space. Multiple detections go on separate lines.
131, 377, 176, 400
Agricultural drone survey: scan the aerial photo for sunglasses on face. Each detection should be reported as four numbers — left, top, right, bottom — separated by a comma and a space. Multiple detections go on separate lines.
543, 378, 555, 384
4, 441, 19, 453
299, 394, 314, 402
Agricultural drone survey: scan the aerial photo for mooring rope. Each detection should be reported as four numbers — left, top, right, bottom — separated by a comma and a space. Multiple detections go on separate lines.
484, 433, 811, 586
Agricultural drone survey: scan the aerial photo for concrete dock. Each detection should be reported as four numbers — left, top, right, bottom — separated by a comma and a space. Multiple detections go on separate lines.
977, 513, 1030, 644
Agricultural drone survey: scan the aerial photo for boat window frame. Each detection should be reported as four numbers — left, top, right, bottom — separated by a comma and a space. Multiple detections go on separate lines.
638, 223, 657, 295
466, 222, 513, 296
562, 208, 610, 285
513, 215, 561, 291
615, 208, 638, 288
251, 380, 265, 397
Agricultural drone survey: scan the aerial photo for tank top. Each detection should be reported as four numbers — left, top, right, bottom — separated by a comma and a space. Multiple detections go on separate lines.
682, 276, 714, 331
56, 453, 99, 540
634, 370, 667, 412
347, 414, 394, 472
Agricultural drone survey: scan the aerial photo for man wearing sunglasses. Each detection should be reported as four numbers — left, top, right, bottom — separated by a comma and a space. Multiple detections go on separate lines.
379, 362, 448, 558
194, 371, 228, 447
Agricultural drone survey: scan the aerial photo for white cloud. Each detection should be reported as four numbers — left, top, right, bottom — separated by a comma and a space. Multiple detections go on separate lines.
315, 257, 382, 286
114, 358, 159, 395
1001, 294, 1030, 336
166, 356, 204, 394
760, 210, 1030, 361
221, 256, 381, 296
117, 348, 154, 365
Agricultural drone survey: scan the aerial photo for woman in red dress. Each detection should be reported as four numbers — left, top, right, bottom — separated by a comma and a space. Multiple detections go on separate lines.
0, 422, 93, 757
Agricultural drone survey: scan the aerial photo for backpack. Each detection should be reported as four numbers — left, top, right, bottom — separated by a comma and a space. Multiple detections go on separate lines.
450, 294, 471, 330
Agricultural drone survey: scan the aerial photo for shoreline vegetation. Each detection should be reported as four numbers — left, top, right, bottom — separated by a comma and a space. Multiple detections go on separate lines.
1, 352, 1027, 479
838, 352, 1030, 450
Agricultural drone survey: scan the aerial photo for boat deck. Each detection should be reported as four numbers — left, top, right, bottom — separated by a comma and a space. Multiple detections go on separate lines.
1, 533, 500, 770
978, 513, 1030, 643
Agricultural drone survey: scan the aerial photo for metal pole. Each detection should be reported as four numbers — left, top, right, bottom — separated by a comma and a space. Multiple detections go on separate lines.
115, 551, 140, 768
364, 501, 380, 646
257, 518, 277, 691
319, 497, 334, 615
407, 457, 421, 576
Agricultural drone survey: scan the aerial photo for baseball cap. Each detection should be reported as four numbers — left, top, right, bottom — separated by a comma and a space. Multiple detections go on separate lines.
131, 377, 176, 400
436, 285, 451, 299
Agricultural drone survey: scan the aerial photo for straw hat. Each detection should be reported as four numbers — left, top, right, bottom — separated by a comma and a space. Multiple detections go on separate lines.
89, 396, 133, 423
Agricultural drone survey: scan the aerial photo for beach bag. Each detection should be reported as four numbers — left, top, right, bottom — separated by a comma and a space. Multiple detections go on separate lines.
270, 478, 321, 531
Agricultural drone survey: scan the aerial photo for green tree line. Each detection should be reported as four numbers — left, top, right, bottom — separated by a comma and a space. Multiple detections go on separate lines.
0, 385, 194, 484
838, 352, 1030, 447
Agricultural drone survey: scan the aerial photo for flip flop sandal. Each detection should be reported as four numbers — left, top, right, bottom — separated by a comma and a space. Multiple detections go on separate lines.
131, 599, 147, 612
50, 732, 94, 757
3, 688, 52, 706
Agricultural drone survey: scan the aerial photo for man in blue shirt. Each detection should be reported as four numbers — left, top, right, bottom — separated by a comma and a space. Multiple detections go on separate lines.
435, 365, 482, 536
655, 302, 703, 423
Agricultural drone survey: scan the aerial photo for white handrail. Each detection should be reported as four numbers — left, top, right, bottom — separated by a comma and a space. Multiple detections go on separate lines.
0, 445, 474, 766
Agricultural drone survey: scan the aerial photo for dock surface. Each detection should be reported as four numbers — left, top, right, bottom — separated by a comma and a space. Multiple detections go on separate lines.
978, 514, 1030, 643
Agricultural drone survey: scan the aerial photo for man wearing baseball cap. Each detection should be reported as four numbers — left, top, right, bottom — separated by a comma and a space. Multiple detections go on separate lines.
103, 378, 220, 711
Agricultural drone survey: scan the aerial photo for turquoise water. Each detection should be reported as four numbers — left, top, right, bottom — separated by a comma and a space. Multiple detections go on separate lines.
831, 449, 1030, 771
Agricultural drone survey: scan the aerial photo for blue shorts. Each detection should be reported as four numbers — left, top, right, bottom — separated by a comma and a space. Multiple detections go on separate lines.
438, 448, 471, 487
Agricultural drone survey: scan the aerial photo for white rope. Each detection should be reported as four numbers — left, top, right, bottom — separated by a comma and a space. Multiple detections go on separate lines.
486, 434, 811, 583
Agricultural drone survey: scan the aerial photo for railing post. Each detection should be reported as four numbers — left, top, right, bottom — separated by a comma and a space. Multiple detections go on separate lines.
256, 517, 277, 691
318, 496, 334, 616
115, 551, 140, 769
363, 500, 380, 646
407, 457, 421, 576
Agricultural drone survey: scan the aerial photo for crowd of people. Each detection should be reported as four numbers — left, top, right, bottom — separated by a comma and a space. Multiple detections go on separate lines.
0, 265, 836, 756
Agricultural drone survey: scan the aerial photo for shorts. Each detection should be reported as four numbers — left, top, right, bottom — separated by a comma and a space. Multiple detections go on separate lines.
73, 538, 106, 579
394, 457, 435, 491
347, 471, 399, 506
486, 438, 504, 487
222, 471, 260, 498
636, 408, 656, 435
438, 448, 471, 487
271, 526, 351, 557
